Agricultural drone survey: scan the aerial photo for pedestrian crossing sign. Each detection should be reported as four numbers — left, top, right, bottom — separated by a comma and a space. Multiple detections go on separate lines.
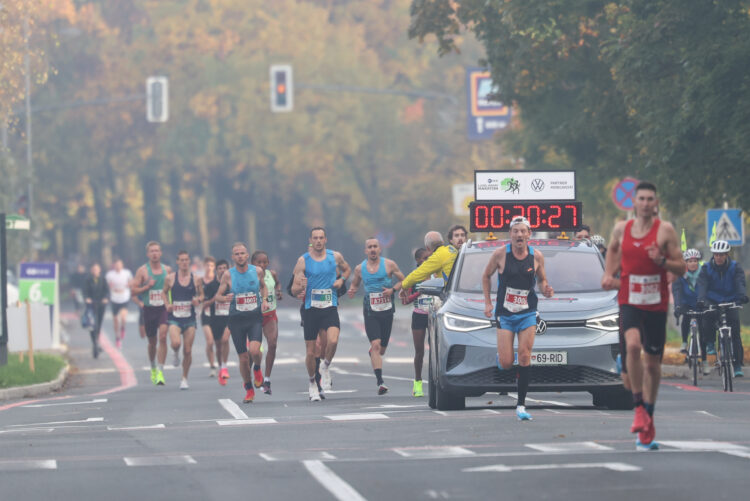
706, 209, 744, 246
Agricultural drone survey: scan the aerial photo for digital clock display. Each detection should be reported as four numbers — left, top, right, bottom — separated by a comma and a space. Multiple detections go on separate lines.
470, 201, 583, 232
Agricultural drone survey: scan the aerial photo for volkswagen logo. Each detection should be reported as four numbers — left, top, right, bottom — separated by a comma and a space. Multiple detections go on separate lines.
531, 178, 545, 192
536, 318, 547, 335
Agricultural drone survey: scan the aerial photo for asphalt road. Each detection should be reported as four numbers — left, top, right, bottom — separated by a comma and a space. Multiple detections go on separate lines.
2, 305, 750, 501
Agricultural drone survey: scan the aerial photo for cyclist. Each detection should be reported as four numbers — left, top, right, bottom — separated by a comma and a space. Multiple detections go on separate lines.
696, 240, 748, 377
672, 248, 710, 375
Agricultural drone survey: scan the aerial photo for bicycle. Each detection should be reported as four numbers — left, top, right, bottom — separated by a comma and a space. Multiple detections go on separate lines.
703, 302, 743, 392
683, 309, 704, 387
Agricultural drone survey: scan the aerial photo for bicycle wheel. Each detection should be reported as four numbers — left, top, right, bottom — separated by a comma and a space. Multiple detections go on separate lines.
721, 336, 733, 392
689, 333, 698, 386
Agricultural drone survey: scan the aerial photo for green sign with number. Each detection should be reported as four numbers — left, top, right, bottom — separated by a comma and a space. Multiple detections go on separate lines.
18, 279, 57, 305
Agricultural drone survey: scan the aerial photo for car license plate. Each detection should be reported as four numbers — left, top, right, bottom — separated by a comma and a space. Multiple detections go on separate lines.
514, 351, 567, 365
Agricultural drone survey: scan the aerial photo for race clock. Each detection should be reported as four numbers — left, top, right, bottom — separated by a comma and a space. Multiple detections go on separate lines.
469, 201, 583, 232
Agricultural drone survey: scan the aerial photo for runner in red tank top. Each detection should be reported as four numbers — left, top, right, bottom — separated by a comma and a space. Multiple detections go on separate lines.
602, 181, 685, 451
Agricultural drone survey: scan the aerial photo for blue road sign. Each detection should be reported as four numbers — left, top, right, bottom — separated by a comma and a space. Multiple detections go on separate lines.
466, 68, 511, 141
706, 209, 744, 246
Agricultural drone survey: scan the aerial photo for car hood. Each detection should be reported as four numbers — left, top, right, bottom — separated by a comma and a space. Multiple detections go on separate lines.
449, 290, 617, 315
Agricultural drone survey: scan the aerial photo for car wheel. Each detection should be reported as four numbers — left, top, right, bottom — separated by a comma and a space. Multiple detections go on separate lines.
602, 388, 634, 410
590, 391, 606, 408
435, 383, 465, 411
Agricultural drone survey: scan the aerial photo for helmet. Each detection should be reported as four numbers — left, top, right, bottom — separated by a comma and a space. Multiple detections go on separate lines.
710, 240, 731, 253
683, 248, 701, 260
591, 235, 605, 247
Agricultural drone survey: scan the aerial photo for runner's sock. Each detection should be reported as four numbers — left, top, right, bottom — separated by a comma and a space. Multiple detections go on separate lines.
324, 359, 331, 367
158, 364, 164, 373
374, 368, 383, 386
517, 365, 530, 407
150, 360, 157, 369
264, 377, 270, 383
253, 364, 261, 371
244, 382, 253, 391
309, 377, 316, 384
632, 392, 644, 407
643, 402, 655, 416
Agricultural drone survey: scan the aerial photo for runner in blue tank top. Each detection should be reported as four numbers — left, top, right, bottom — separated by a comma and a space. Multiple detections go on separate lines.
348, 237, 404, 395
215, 242, 270, 404
164, 250, 204, 390
291, 227, 351, 402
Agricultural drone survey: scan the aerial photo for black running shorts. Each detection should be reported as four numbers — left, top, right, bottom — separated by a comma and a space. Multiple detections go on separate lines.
618, 304, 667, 373
363, 308, 394, 346
228, 314, 263, 354
411, 311, 428, 330
302, 307, 340, 341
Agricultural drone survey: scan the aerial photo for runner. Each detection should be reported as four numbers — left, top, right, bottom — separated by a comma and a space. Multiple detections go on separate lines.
84, 263, 109, 359
164, 251, 204, 390
602, 181, 685, 450
131, 241, 172, 386
215, 243, 270, 403
401, 247, 433, 397
348, 238, 405, 395
291, 227, 351, 401
251, 251, 283, 395
482, 216, 554, 421
447, 224, 468, 250
204, 259, 232, 385
199, 256, 217, 377
105, 259, 133, 349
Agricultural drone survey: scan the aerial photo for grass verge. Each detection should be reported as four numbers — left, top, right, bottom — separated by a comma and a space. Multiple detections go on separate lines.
0, 353, 66, 389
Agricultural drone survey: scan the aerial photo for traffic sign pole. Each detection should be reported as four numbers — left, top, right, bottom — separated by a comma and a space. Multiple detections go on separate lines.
1, 213, 7, 365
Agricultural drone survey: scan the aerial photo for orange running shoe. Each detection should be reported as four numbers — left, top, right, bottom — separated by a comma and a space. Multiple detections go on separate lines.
243, 386, 255, 403
218, 368, 228, 386
630, 405, 651, 434
253, 368, 263, 388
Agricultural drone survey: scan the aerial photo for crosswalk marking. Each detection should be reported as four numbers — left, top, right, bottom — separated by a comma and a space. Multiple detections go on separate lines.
124, 455, 196, 466
463, 462, 641, 473
0, 459, 57, 471
325, 413, 389, 421
394, 446, 475, 458
525, 441, 613, 453
107, 424, 165, 431
218, 398, 249, 420
216, 418, 278, 426
260, 451, 336, 462
23, 398, 108, 408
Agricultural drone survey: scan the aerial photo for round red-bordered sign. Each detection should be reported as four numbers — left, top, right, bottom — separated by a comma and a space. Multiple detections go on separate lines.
612, 177, 639, 211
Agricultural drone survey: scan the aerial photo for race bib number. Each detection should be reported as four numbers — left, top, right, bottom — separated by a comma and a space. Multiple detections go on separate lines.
416, 296, 433, 310
236, 292, 258, 312
149, 289, 164, 307
172, 301, 192, 318
369, 292, 392, 312
628, 274, 661, 305
215, 301, 230, 316
503, 287, 530, 313
311, 289, 333, 309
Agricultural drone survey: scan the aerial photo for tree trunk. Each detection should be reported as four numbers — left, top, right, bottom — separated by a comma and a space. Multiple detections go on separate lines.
90, 178, 107, 264
212, 173, 230, 258
104, 159, 129, 264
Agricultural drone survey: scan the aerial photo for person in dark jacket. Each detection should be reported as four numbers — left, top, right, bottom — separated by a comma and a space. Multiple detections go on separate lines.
696, 240, 749, 376
672, 249, 710, 374
84, 263, 109, 358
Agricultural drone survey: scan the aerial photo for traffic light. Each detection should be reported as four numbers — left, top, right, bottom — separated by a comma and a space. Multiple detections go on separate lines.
270, 65, 293, 112
146, 76, 169, 123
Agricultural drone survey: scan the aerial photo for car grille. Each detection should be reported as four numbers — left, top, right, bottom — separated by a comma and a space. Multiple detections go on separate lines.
446, 345, 466, 371
450, 365, 621, 386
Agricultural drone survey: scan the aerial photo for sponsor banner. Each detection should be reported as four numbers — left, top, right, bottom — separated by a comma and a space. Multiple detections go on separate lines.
19, 262, 57, 280
474, 171, 576, 201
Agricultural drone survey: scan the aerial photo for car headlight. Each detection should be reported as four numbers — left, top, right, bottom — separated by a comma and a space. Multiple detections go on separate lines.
585, 313, 619, 331
442, 312, 493, 332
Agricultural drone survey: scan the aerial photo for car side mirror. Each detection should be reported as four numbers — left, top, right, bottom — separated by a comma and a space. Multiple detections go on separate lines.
416, 278, 445, 296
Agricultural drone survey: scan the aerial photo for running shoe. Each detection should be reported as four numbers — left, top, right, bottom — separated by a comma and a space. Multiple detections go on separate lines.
630, 405, 651, 433
243, 387, 255, 403
253, 368, 263, 388
320, 362, 332, 391
155, 370, 166, 386
735, 368, 744, 377
516, 406, 532, 421
262, 381, 272, 395
378, 384, 389, 395
179, 378, 189, 390
636, 421, 659, 451
116, 337, 122, 349
707, 342, 716, 355
151, 368, 158, 385
218, 368, 228, 386
172, 350, 180, 367
209, 366, 216, 378
309, 381, 321, 402
412, 380, 424, 397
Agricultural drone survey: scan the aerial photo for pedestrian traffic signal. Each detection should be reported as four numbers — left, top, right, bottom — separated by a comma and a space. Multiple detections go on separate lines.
146, 76, 169, 123
270, 65, 293, 113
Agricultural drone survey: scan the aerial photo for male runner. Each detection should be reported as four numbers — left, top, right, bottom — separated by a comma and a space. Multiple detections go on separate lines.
164, 251, 204, 390
291, 227, 351, 401
401, 247, 433, 396
447, 224, 468, 250
106, 259, 133, 349
215, 243, 270, 403
602, 181, 685, 450
131, 242, 172, 385
482, 216, 554, 421
199, 256, 217, 377
348, 238, 405, 395
251, 251, 282, 395
204, 259, 232, 385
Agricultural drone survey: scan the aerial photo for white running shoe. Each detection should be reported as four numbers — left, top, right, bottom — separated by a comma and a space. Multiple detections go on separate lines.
209, 367, 216, 378
309, 381, 321, 402
179, 378, 189, 390
173, 350, 180, 367
320, 362, 332, 391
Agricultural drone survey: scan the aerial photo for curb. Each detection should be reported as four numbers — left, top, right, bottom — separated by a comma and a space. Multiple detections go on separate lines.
0, 364, 70, 401
661, 365, 690, 379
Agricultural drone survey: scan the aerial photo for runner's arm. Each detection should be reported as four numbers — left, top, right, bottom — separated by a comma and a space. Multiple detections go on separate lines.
333, 252, 351, 289
534, 250, 554, 297
130, 267, 151, 295
658, 222, 687, 276
481, 248, 504, 318
258, 267, 270, 310
215, 273, 233, 302
401, 251, 444, 291
696, 264, 709, 304
270, 270, 283, 299
194, 277, 204, 305
387, 259, 405, 292
347, 264, 362, 298
290, 257, 306, 298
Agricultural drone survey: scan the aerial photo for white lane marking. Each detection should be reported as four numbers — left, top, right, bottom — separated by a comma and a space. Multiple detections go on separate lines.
395, 446, 475, 458
695, 410, 721, 419
363, 404, 425, 409
425, 490, 451, 499
433, 411, 448, 416
384, 357, 417, 364
483, 409, 502, 415
525, 441, 614, 453
216, 418, 278, 426
303, 460, 368, 501
330, 366, 412, 382
724, 450, 750, 459
660, 440, 749, 452
463, 462, 641, 473
9, 417, 103, 427
0, 428, 54, 434
296, 390, 359, 395
124, 455, 197, 466
76, 368, 118, 374
107, 424, 165, 431
23, 398, 108, 408
544, 409, 562, 414
260, 451, 336, 462
0, 460, 57, 471
507, 393, 573, 407
325, 413, 389, 421
218, 398, 249, 420
273, 357, 302, 365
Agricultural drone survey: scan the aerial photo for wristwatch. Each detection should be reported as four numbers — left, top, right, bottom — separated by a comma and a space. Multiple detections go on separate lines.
659, 256, 667, 267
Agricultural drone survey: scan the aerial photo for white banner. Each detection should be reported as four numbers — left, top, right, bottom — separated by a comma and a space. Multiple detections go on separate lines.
475, 171, 576, 201
452, 183, 474, 216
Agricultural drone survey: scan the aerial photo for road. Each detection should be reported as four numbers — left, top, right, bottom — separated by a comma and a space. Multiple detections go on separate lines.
1, 305, 750, 501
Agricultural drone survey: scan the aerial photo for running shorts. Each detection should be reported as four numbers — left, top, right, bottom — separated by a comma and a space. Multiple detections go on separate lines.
228, 314, 263, 354
143, 305, 167, 337
262, 309, 278, 327
496, 310, 537, 334
618, 304, 667, 373
200, 311, 211, 326
302, 306, 340, 341
363, 308, 394, 346
210, 317, 229, 341
110, 301, 128, 316
411, 311, 428, 330
168, 317, 196, 332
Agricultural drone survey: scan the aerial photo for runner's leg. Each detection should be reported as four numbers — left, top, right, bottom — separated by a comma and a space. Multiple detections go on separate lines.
262, 315, 278, 379
182, 326, 196, 380
202, 322, 215, 372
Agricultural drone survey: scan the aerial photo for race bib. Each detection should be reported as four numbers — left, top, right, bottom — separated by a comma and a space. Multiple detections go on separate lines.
369, 292, 392, 312
215, 301, 230, 316
172, 300, 192, 318
503, 287, 530, 313
628, 274, 661, 305
311, 288, 333, 309
416, 296, 433, 310
236, 292, 258, 312
149, 289, 164, 307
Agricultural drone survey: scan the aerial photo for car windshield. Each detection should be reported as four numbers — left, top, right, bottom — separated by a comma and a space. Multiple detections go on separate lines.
456, 249, 604, 294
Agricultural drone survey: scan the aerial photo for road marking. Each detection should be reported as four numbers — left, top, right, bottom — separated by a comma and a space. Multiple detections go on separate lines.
298, 390, 359, 395
384, 357, 417, 364
143, 361, 237, 371
483, 409, 502, 415
363, 404, 425, 409
425, 490, 451, 499
260, 451, 336, 461
76, 368, 118, 374
525, 441, 614, 453
463, 462, 641, 473
433, 411, 449, 416
124, 455, 197, 466
0, 427, 54, 434
660, 440, 750, 453
216, 418, 278, 426
544, 409, 562, 414
507, 393, 573, 407
0, 459, 57, 471
325, 413, 389, 421
330, 366, 412, 382
107, 424, 165, 431
303, 460, 368, 501
695, 410, 721, 419
93, 332, 137, 396
9, 417, 103, 427
218, 398, 249, 420
23, 398, 108, 408
394, 446, 475, 458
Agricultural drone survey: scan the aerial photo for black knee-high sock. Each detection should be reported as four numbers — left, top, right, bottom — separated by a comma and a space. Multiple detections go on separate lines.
517, 365, 530, 407
374, 368, 383, 385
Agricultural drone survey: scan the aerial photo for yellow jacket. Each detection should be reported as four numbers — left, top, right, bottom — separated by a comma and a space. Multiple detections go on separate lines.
401, 245, 458, 290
